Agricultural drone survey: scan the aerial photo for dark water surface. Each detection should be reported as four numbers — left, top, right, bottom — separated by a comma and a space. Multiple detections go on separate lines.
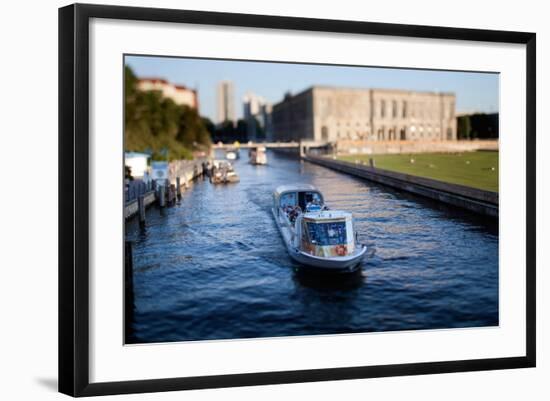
125, 150, 498, 343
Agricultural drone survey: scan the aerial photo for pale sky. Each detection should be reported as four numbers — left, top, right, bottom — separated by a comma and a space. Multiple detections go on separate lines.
126, 55, 499, 122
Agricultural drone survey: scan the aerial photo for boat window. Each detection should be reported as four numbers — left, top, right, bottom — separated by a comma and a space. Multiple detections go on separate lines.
280, 192, 297, 209
298, 191, 322, 211
306, 221, 347, 246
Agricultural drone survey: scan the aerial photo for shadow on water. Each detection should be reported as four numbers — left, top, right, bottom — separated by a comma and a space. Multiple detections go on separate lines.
293, 267, 365, 291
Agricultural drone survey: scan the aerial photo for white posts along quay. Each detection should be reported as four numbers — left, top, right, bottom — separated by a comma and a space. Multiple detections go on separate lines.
124, 159, 205, 224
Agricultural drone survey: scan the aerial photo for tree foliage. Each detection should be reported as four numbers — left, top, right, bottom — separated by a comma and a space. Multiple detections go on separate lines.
210, 119, 249, 143
457, 113, 499, 140
124, 66, 212, 160
457, 115, 472, 139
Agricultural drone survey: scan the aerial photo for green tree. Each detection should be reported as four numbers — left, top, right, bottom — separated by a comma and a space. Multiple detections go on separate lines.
235, 119, 248, 142
176, 106, 212, 148
457, 115, 472, 140
124, 66, 211, 161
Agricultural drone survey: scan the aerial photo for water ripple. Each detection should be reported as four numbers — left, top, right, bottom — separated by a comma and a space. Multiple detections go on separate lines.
126, 150, 498, 343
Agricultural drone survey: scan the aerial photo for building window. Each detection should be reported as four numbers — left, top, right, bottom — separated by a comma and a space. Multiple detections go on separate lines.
449, 102, 455, 119
321, 126, 329, 141
381, 100, 386, 118
402, 101, 407, 118
392, 100, 397, 118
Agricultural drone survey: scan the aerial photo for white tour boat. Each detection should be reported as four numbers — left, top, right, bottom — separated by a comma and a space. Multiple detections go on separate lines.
249, 146, 267, 165
272, 184, 367, 272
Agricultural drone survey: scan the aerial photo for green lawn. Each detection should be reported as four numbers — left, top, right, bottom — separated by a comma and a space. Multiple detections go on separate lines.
339, 151, 499, 192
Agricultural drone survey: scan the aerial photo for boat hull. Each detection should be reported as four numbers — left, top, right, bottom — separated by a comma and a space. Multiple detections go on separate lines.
211, 176, 239, 184
288, 246, 366, 271
272, 208, 366, 272
250, 155, 267, 165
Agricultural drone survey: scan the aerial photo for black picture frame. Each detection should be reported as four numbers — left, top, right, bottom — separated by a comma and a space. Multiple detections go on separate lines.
59, 3, 536, 397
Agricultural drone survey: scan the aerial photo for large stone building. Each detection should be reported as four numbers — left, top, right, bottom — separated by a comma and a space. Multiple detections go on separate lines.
271, 86, 456, 142
137, 78, 198, 109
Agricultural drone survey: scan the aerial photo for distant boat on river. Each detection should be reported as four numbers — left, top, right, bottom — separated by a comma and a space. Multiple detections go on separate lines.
225, 147, 239, 160
249, 146, 267, 165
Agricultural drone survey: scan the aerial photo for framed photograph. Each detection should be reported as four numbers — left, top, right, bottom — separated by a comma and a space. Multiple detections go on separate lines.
58, 3, 536, 397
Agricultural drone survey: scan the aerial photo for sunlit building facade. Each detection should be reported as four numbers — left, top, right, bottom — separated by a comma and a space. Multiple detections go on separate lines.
271, 86, 456, 142
137, 78, 198, 109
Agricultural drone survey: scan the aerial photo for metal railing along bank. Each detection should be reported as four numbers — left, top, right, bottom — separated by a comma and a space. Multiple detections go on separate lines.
124, 159, 205, 220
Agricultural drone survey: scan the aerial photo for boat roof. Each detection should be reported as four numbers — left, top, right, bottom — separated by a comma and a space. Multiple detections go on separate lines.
304, 210, 352, 220
273, 184, 320, 196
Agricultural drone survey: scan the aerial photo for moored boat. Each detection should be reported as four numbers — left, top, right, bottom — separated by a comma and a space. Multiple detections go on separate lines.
272, 184, 366, 272
211, 160, 240, 184
224, 169, 240, 183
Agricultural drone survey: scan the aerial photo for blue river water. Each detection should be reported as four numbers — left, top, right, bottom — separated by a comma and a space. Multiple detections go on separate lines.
125, 150, 498, 343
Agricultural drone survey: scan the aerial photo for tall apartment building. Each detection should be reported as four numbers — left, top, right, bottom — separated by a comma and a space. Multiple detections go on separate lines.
217, 81, 235, 124
271, 86, 456, 142
243, 92, 273, 141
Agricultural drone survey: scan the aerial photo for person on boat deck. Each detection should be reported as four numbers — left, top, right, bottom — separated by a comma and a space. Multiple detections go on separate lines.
287, 205, 301, 223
